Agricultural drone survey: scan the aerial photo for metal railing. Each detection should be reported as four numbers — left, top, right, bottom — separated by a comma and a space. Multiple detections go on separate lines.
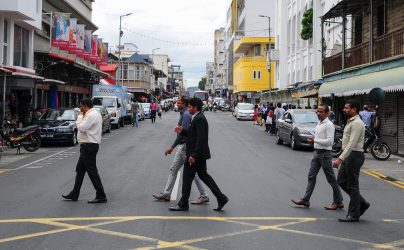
374, 27, 404, 61
345, 42, 370, 69
323, 53, 342, 75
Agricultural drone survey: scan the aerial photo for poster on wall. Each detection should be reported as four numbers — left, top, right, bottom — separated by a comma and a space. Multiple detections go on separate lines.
75, 24, 85, 58
96, 38, 103, 66
90, 35, 98, 64
84, 30, 92, 61
102, 43, 108, 65
51, 12, 70, 48
68, 18, 77, 52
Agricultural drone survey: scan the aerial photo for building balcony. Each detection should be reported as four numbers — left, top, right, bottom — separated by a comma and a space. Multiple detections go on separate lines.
234, 37, 275, 54
0, 0, 37, 20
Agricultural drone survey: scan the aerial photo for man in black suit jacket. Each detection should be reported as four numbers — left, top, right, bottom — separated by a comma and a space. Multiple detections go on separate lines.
169, 98, 228, 211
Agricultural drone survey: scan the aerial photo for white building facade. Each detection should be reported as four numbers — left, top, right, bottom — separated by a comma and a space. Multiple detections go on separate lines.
213, 28, 225, 96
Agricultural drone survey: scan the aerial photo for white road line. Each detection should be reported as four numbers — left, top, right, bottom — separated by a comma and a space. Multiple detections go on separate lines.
3, 148, 73, 171
26, 166, 43, 169
171, 170, 181, 201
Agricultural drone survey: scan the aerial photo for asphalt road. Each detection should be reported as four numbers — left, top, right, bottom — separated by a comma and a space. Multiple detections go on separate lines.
0, 110, 403, 250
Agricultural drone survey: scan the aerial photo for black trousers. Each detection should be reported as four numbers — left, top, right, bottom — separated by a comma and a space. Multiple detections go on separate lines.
71, 143, 106, 198
178, 160, 227, 208
337, 151, 366, 218
151, 110, 157, 123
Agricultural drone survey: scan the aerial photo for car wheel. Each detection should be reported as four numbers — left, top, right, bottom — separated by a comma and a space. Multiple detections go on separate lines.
70, 131, 78, 146
106, 123, 111, 133
290, 134, 298, 150
276, 131, 283, 145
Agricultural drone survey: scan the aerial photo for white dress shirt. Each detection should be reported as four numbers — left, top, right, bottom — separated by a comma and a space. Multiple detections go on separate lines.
313, 117, 335, 150
76, 108, 102, 144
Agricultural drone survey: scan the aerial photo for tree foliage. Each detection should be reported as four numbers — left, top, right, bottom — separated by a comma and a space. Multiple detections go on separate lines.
301, 8, 313, 40
198, 77, 206, 91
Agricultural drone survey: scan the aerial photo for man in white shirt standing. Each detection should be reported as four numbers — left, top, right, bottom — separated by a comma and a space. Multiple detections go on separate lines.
62, 99, 107, 203
291, 104, 343, 210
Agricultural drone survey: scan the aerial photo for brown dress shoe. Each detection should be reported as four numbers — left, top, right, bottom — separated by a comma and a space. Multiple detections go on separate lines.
325, 202, 344, 210
152, 193, 170, 201
191, 196, 210, 205
291, 199, 310, 207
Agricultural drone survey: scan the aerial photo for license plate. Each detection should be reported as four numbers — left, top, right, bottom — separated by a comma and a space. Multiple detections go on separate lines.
41, 134, 53, 138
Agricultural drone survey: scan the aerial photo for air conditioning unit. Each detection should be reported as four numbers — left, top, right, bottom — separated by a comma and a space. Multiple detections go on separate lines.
267, 49, 280, 61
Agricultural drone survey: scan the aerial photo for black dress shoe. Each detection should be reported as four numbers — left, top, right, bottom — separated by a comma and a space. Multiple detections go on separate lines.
62, 194, 78, 201
338, 216, 359, 222
214, 196, 229, 211
169, 205, 189, 211
360, 202, 370, 216
88, 197, 107, 203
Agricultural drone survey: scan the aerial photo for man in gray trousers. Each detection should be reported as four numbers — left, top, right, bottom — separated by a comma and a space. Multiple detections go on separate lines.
291, 104, 344, 210
152, 97, 209, 204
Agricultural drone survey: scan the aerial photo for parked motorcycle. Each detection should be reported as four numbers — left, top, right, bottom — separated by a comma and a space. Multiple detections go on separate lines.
332, 125, 391, 160
0, 121, 41, 155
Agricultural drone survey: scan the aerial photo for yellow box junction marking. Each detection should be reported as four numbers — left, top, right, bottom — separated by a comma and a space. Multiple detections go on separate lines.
363, 169, 404, 189
0, 216, 402, 249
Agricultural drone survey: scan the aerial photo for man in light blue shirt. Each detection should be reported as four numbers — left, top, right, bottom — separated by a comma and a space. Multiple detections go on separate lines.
359, 105, 375, 127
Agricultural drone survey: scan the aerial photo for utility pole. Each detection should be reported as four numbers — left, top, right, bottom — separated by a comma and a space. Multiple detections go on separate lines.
118, 13, 132, 85
259, 15, 272, 101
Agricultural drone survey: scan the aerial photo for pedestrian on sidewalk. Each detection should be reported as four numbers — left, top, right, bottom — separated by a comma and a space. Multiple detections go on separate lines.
169, 97, 228, 212
359, 105, 375, 128
62, 98, 107, 203
291, 104, 344, 210
150, 101, 157, 123
131, 100, 139, 127
153, 97, 209, 204
253, 104, 259, 125
274, 103, 285, 133
333, 99, 370, 222
157, 102, 162, 119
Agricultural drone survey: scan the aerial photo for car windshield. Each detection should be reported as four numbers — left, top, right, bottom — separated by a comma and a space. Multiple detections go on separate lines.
238, 104, 254, 110
40, 109, 75, 121
194, 92, 208, 100
93, 97, 116, 107
293, 112, 318, 124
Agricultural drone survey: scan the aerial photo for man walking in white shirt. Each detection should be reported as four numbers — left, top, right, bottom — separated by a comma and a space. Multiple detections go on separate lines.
291, 104, 343, 210
62, 99, 107, 203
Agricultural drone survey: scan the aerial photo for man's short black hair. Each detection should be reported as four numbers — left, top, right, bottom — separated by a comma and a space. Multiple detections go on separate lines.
318, 103, 329, 112
179, 96, 189, 106
189, 97, 203, 111
277, 102, 282, 108
345, 99, 360, 113
80, 98, 93, 108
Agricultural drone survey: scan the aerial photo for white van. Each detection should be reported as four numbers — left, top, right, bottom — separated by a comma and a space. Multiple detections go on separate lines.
92, 96, 123, 129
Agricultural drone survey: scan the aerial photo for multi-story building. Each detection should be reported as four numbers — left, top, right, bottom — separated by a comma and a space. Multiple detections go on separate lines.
0, 0, 42, 124
205, 62, 214, 93
168, 65, 183, 95
150, 54, 169, 96
213, 28, 225, 97
34, 0, 108, 111
116, 53, 152, 99
113, 43, 139, 60
224, 0, 277, 103
319, 0, 404, 154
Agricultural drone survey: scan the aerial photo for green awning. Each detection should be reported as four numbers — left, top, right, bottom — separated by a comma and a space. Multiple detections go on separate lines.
319, 66, 404, 97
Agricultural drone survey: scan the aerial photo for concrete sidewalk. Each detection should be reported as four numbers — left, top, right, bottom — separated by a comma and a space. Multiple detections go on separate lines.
362, 153, 404, 187
0, 147, 60, 169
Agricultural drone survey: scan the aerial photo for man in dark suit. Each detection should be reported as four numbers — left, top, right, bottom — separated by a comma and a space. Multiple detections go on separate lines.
169, 98, 229, 211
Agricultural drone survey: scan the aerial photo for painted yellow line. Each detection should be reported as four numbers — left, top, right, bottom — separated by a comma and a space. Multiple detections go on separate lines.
362, 170, 404, 189
0, 170, 6, 174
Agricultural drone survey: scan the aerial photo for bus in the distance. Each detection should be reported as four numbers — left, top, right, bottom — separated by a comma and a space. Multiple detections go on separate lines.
193, 90, 209, 106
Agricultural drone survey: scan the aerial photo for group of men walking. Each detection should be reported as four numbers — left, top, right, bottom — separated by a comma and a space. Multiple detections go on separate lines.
61, 97, 368, 222
292, 100, 370, 222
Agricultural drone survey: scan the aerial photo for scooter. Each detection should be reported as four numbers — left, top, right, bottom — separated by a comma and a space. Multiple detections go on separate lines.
0, 121, 41, 155
213, 104, 217, 112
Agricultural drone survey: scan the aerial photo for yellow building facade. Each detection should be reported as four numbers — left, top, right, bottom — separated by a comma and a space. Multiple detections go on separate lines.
233, 37, 276, 95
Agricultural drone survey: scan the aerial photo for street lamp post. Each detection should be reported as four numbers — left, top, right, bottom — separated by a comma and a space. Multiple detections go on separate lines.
259, 15, 271, 101
151, 48, 160, 92
118, 12, 132, 85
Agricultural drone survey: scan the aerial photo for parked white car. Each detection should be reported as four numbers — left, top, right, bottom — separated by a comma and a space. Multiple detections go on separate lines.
234, 103, 254, 120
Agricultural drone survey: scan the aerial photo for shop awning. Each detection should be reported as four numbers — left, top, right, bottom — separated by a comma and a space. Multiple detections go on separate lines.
319, 66, 404, 97
43, 79, 65, 85
127, 87, 146, 93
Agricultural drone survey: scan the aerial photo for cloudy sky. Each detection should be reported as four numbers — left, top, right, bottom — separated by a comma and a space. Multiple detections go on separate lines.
92, 0, 230, 87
